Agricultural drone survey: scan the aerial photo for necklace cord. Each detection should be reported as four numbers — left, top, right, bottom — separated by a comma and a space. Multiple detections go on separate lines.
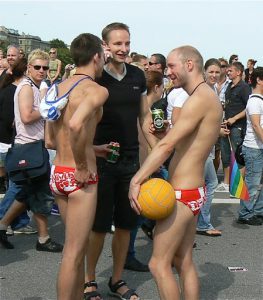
190, 81, 205, 96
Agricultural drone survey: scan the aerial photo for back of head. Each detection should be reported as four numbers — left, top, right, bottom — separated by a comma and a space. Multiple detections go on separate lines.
145, 70, 163, 94
70, 33, 103, 67
28, 49, 49, 65
250, 67, 263, 89
151, 53, 166, 73
172, 45, 203, 73
102, 22, 130, 43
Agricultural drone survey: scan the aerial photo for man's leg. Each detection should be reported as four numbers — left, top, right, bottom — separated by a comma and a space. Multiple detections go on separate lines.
0, 181, 30, 229
239, 146, 263, 221
149, 201, 198, 300
85, 230, 106, 294
57, 185, 98, 300
0, 200, 27, 249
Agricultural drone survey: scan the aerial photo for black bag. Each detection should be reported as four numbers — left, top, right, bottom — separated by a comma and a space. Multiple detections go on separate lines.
5, 140, 50, 184
151, 87, 175, 119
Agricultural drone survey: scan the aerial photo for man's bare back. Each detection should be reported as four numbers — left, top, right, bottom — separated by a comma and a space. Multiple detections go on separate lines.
50, 77, 105, 173
42, 33, 109, 300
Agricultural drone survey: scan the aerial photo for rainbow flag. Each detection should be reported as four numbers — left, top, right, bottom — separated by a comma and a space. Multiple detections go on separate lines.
229, 150, 249, 201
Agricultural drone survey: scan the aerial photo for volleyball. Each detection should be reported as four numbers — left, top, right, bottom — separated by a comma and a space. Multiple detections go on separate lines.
138, 178, 176, 220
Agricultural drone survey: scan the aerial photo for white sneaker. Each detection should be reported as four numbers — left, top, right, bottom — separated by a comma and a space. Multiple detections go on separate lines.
6, 226, 14, 236
13, 225, 38, 235
215, 182, 229, 192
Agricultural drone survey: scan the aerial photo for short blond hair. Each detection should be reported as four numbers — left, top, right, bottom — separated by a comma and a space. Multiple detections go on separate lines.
172, 45, 204, 73
28, 49, 49, 64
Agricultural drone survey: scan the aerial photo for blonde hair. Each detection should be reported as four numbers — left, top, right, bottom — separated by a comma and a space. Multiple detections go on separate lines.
28, 49, 49, 64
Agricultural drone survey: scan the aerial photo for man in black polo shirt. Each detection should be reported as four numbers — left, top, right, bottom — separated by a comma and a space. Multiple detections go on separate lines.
84, 23, 149, 300
219, 61, 251, 192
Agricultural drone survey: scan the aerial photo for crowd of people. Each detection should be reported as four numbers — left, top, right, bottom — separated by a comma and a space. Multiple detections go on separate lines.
0, 22, 263, 300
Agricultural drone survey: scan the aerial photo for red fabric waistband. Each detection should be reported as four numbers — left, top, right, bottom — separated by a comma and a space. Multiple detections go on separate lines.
174, 187, 206, 201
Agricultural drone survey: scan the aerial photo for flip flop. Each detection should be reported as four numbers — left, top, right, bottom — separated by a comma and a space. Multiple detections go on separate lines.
196, 229, 222, 237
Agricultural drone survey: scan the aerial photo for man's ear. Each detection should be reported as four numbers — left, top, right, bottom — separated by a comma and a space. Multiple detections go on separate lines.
186, 59, 194, 72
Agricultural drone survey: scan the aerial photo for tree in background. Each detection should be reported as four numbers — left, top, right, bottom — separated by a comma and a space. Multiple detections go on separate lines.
49, 38, 73, 73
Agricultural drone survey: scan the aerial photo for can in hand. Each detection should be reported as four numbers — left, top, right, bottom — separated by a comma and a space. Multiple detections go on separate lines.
107, 142, 120, 163
152, 108, 165, 132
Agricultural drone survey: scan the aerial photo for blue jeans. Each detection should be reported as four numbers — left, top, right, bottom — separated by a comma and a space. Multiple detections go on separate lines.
220, 126, 244, 168
238, 146, 263, 219
197, 155, 218, 230
127, 165, 168, 260
0, 180, 29, 229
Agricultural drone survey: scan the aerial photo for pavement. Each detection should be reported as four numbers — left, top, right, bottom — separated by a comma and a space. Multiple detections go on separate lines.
0, 190, 263, 300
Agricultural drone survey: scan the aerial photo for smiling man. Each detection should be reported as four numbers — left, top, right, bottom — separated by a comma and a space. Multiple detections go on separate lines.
129, 46, 222, 300
84, 22, 149, 300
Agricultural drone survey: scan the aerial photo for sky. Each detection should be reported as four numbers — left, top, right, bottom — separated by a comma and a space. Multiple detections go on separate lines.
1, 0, 262, 65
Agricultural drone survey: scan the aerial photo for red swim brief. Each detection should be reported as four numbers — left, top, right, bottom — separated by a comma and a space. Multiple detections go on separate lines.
50, 165, 98, 196
175, 186, 206, 216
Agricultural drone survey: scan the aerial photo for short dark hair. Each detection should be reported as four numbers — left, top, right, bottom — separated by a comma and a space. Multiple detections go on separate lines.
204, 58, 221, 71
250, 67, 263, 88
70, 33, 103, 67
102, 22, 130, 43
151, 53, 166, 72
231, 61, 244, 74
229, 54, 238, 64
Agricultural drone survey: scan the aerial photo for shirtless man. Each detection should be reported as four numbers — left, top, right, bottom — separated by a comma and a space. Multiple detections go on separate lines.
129, 46, 222, 300
42, 33, 109, 300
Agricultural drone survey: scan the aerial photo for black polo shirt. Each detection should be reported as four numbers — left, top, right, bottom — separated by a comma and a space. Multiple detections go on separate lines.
224, 80, 251, 128
95, 63, 146, 154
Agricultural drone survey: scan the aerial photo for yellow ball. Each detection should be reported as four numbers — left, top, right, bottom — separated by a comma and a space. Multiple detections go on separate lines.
138, 178, 176, 220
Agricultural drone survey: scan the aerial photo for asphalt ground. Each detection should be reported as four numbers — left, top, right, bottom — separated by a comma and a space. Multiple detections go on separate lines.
1, 189, 263, 300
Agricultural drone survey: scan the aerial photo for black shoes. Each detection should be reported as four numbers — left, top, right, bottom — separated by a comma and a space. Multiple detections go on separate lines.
0, 230, 14, 249
124, 256, 149, 272
237, 216, 262, 226
36, 238, 63, 252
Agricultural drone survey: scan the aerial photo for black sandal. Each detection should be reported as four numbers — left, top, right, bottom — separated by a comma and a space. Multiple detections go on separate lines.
108, 277, 140, 300
84, 280, 103, 300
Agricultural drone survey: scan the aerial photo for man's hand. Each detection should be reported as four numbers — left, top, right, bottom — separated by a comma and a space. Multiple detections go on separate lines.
226, 117, 236, 126
74, 166, 96, 187
149, 120, 170, 140
129, 179, 142, 215
93, 144, 112, 159
219, 127, 230, 137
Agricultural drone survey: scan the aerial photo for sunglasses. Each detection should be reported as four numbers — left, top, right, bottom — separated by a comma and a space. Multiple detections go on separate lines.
31, 65, 49, 71
49, 51, 56, 54
148, 61, 159, 66
221, 65, 227, 68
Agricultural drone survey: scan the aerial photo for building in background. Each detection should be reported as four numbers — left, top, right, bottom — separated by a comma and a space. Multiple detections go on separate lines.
0, 26, 50, 55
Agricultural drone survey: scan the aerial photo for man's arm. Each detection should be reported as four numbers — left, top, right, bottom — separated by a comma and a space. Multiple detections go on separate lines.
250, 114, 263, 142
226, 109, 246, 126
18, 85, 41, 125
134, 95, 206, 184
